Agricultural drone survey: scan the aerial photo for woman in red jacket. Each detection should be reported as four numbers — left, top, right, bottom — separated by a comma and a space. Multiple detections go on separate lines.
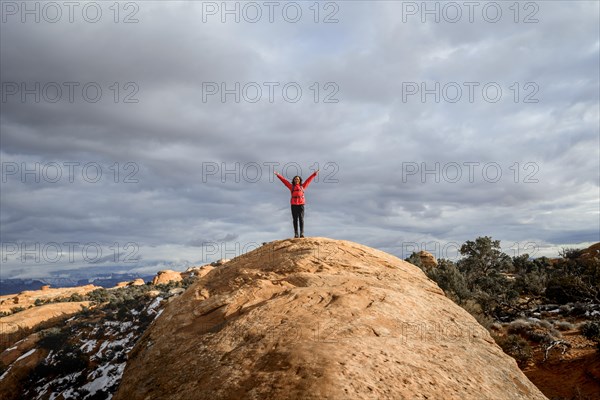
274, 169, 319, 238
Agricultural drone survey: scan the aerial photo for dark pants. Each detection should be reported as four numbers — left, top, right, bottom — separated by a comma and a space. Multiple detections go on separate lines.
291, 204, 304, 234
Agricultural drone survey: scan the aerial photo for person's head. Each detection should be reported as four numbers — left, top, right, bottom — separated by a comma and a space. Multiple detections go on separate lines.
292, 175, 302, 185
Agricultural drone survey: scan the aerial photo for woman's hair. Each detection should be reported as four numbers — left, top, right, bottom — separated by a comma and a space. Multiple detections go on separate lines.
292, 175, 303, 185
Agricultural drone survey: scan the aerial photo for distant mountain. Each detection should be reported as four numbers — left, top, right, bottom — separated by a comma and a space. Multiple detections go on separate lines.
0, 279, 48, 296
0, 274, 155, 295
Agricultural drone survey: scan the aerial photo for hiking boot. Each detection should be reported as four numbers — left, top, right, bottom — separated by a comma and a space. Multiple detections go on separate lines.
300, 233, 305, 238
294, 232, 299, 238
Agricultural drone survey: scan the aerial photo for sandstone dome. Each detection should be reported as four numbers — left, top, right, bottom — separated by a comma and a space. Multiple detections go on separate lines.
114, 237, 547, 400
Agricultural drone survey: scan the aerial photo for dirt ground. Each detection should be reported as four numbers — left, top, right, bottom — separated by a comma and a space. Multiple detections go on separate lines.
523, 330, 600, 400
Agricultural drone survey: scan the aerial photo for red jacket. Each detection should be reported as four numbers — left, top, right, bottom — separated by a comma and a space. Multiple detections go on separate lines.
276, 171, 318, 205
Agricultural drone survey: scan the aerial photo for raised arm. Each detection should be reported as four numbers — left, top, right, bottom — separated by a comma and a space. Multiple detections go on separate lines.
275, 172, 292, 190
302, 169, 319, 189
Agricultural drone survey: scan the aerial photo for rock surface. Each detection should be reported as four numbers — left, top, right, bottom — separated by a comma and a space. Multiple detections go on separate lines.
151, 270, 183, 285
183, 265, 215, 280
0, 302, 91, 333
416, 250, 438, 268
0, 285, 99, 314
115, 237, 547, 400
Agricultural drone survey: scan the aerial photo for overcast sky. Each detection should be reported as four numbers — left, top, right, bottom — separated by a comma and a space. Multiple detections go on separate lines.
1, 1, 599, 279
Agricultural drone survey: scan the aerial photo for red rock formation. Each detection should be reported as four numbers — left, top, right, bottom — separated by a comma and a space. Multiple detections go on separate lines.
0, 285, 99, 314
115, 237, 547, 400
417, 250, 438, 268
151, 270, 183, 285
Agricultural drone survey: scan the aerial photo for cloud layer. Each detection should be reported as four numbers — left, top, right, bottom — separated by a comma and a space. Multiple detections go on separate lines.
1, 1, 598, 278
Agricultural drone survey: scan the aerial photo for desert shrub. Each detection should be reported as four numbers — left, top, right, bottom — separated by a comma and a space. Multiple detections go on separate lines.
555, 321, 575, 331
494, 334, 532, 367
154, 278, 190, 293
38, 328, 69, 351
87, 285, 153, 306
54, 347, 88, 374
507, 319, 532, 335
536, 319, 553, 330
490, 322, 503, 331
458, 237, 513, 283
29, 347, 87, 382
568, 303, 588, 316
87, 288, 112, 304
79, 305, 92, 318
581, 321, 600, 340
559, 248, 584, 260
405, 252, 423, 268
527, 331, 547, 343
559, 304, 573, 314
69, 293, 85, 302
545, 275, 594, 303
426, 259, 472, 304
460, 299, 494, 328
137, 309, 155, 325
181, 275, 198, 288
457, 237, 520, 318
506, 319, 560, 343
545, 248, 600, 304
512, 255, 550, 297
514, 272, 546, 296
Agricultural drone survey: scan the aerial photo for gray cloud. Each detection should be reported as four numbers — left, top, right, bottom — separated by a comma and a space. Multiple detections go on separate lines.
1, 1, 598, 278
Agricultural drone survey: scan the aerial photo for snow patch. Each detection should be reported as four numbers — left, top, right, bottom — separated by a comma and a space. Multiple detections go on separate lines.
82, 363, 126, 397
80, 339, 97, 354
147, 296, 163, 314
16, 348, 37, 362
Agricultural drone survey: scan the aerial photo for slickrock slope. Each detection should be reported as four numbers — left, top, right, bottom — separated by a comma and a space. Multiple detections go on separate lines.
114, 237, 547, 400
0, 284, 99, 314
0, 302, 91, 333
